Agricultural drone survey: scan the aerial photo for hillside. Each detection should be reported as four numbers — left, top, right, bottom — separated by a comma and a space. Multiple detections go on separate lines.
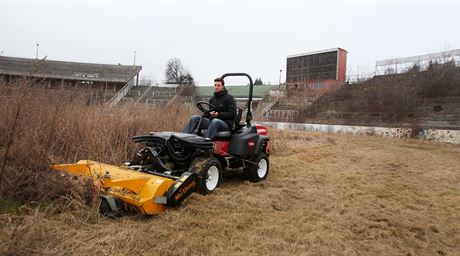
296, 61, 460, 129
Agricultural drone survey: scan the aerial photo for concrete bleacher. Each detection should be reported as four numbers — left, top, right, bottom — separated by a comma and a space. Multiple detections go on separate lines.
265, 94, 318, 121
126, 85, 150, 98
122, 85, 183, 105
122, 84, 277, 110
415, 97, 460, 129
117, 83, 460, 130
297, 96, 460, 129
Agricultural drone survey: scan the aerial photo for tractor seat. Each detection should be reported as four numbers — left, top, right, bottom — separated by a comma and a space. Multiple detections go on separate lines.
200, 129, 232, 139
199, 108, 243, 139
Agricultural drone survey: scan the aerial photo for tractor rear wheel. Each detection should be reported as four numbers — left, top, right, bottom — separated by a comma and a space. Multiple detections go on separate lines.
244, 154, 269, 182
188, 157, 222, 195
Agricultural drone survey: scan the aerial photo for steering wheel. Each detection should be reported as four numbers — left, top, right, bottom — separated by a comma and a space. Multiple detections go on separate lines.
196, 101, 216, 113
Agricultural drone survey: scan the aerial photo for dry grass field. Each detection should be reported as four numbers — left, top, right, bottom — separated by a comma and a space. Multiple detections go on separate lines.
1, 81, 459, 255
1, 131, 459, 256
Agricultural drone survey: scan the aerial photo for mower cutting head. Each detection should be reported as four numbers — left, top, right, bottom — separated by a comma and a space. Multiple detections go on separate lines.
51, 160, 199, 216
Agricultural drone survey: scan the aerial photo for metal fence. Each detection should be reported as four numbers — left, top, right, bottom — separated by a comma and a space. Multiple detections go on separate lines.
345, 49, 460, 84
375, 49, 460, 75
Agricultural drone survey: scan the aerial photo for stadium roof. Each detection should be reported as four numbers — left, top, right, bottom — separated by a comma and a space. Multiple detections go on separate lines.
0, 56, 142, 83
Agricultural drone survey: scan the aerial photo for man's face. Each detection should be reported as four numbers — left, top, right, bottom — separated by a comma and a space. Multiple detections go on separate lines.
214, 81, 223, 93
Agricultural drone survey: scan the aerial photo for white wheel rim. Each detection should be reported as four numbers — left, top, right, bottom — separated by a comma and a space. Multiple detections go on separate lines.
206, 166, 219, 191
257, 159, 268, 178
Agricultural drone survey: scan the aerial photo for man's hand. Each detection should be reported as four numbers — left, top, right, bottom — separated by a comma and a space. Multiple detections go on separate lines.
210, 111, 218, 118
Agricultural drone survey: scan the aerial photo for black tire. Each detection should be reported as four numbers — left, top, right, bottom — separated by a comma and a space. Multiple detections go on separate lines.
244, 153, 269, 182
188, 157, 222, 195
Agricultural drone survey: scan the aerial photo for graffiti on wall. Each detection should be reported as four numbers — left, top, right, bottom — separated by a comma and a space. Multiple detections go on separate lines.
261, 122, 460, 144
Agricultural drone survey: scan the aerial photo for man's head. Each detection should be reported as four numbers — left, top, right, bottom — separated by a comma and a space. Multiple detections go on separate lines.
214, 78, 225, 93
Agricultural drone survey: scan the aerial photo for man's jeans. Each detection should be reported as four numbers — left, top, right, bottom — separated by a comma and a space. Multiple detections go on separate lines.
182, 115, 229, 139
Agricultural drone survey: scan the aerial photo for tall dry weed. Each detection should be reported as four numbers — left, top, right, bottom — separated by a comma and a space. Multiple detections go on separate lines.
0, 78, 192, 206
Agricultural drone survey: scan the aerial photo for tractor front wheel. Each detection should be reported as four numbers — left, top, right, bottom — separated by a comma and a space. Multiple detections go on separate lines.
188, 157, 222, 195
244, 154, 269, 182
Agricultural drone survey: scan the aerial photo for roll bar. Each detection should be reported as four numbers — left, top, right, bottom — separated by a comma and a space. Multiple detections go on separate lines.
220, 73, 254, 125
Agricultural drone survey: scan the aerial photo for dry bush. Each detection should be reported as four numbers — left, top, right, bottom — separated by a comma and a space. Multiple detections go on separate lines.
297, 62, 460, 124
0, 78, 192, 205
419, 60, 460, 97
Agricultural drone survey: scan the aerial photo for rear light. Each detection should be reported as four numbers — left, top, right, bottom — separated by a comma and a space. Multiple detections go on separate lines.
255, 124, 268, 135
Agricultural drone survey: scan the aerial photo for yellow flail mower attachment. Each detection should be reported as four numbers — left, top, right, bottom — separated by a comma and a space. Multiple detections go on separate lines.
52, 160, 198, 217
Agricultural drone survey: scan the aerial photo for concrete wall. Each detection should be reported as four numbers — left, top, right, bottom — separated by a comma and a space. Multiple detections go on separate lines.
260, 121, 460, 144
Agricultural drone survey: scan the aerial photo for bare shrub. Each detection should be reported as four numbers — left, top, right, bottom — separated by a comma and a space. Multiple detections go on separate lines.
419, 60, 460, 97
297, 62, 459, 125
0, 78, 191, 205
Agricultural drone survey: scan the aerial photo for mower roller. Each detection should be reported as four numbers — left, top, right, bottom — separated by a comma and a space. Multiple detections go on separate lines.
51, 73, 270, 216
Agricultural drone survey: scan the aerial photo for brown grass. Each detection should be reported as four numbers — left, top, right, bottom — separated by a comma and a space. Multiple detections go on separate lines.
1, 79, 460, 255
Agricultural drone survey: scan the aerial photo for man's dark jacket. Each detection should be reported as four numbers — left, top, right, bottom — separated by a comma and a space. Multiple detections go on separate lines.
209, 88, 236, 128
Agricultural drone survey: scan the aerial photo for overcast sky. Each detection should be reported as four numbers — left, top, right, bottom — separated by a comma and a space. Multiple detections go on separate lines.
1, 0, 459, 85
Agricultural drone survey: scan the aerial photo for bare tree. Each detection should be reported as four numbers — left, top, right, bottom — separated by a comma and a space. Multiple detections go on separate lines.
165, 58, 195, 86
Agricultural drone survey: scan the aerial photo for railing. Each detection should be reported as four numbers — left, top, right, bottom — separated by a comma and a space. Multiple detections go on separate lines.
262, 100, 279, 118
107, 76, 135, 108
135, 86, 153, 105
166, 87, 186, 107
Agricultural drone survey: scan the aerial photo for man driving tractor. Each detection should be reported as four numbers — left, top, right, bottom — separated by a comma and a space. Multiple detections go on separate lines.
183, 77, 236, 139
